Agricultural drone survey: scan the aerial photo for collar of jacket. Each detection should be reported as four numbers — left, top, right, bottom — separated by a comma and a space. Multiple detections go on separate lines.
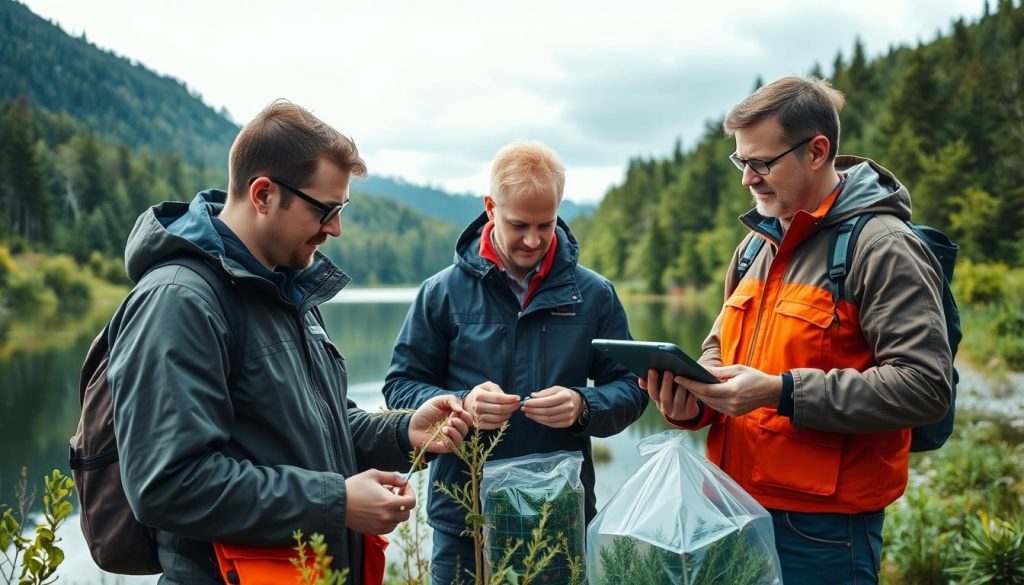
454, 212, 583, 312
454, 211, 580, 279
478, 220, 559, 308
125, 189, 350, 311
738, 155, 911, 248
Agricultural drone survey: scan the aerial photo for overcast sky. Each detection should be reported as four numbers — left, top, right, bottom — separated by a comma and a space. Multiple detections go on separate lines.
22, 0, 986, 203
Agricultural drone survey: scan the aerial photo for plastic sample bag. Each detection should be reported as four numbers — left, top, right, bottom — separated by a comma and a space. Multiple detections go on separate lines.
586, 431, 782, 585
482, 450, 585, 583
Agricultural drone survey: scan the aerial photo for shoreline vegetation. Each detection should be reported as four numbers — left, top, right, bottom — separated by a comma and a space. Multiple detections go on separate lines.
2, 249, 1022, 376
1, 248, 1022, 584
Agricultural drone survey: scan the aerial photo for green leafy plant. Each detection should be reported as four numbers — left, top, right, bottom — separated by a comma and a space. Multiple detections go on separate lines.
595, 527, 776, 585
946, 512, 1024, 585
0, 468, 75, 585
484, 481, 583, 584
291, 530, 348, 585
433, 424, 508, 585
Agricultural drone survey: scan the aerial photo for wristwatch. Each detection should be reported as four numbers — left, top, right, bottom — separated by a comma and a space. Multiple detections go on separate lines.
576, 395, 591, 426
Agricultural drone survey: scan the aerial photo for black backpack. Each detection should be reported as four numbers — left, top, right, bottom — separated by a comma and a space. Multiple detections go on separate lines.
735, 214, 961, 452
68, 256, 245, 574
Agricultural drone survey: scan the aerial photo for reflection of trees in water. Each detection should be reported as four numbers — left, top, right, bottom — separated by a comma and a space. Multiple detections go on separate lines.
623, 297, 718, 357
0, 339, 90, 504
621, 296, 718, 447
319, 302, 412, 386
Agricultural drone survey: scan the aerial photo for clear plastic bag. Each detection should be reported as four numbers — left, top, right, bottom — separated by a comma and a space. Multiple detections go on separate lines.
482, 450, 585, 583
586, 431, 782, 585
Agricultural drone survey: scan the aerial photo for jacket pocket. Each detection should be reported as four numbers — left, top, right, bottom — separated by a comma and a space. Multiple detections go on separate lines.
721, 294, 753, 365
751, 412, 844, 496
770, 299, 833, 369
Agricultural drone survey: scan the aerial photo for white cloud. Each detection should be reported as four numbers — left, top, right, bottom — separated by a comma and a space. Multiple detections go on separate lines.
22, 0, 987, 203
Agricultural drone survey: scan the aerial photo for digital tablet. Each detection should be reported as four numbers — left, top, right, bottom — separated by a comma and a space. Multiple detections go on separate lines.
592, 339, 720, 385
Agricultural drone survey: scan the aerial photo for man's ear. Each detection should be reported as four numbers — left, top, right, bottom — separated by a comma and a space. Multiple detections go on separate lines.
484, 195, 496, 221
249, 177, 273, 215
808, 135, 831, 170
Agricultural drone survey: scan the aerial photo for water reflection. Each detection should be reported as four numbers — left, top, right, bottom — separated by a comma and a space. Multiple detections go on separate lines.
0, 291, 719, 582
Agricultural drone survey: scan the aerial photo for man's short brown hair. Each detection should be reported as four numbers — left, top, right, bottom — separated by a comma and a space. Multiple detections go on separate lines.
724, 76, 846, 161
228, 100, 367, 200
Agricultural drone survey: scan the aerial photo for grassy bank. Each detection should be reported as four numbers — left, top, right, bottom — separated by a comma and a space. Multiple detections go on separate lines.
0, 247, 129, 357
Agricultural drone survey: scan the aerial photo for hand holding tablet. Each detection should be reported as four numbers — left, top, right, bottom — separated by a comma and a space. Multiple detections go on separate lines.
592, 339, 720, 385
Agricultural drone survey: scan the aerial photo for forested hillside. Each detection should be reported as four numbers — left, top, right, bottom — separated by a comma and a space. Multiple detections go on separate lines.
0, 0, 238, 168
575, 0, 1024, 293
0, 97, 460, 284
0, 0, 474, 286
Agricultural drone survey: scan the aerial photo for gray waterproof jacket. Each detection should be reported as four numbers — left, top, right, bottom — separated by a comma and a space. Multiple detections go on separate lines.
108, 191, 412, 584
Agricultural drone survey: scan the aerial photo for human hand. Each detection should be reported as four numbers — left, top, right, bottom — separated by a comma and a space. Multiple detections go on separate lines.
681, 364, 782, 417
344, 469, 416, 534
521, 385, 583, 428
641, 369, 701, 422
408, 395, 474, 453
463, 381, 521, 430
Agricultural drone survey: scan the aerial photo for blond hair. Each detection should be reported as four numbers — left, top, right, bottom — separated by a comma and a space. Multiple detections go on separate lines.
489, 140, 565, 203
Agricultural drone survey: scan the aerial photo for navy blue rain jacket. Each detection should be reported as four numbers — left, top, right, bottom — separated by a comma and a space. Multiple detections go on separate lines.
383, 212, 648, 535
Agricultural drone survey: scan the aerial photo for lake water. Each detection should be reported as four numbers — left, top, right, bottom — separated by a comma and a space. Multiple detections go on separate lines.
0, 288, 717, 584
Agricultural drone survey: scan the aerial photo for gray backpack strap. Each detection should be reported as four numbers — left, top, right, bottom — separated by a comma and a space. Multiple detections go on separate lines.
826, 215, 873, 326
736, 235, 767, 282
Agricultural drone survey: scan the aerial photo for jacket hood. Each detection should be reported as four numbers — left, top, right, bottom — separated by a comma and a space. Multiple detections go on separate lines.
124, 189, 349, 306
452, 211, 581, 280
827, 155, 912, 224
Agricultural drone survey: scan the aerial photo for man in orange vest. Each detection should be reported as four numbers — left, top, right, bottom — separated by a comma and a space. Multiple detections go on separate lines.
643, 76, 952, 585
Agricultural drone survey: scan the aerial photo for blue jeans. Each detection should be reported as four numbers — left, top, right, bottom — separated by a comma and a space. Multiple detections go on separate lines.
430, 530, 476, 585
769, 509, 885, 585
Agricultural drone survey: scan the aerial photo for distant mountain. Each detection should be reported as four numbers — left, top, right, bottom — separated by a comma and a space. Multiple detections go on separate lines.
354, 176, 594, 226
0, 0, 592, 238
0, 0, 237, 167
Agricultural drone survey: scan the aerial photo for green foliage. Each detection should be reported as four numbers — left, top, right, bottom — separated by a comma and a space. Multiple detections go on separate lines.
596, 530, 776, 585
955, 262, 1024, 368
579, 4, 1024, 292
882, 421, 1024, 584
0, 1, 238, 169
2, 272, 57, 318
291, 530, 349, 585
0, 246, 16, 284
86, 251, 128, 285
0, 468, 75, 585
39, 256, 91, 313
320, 196, 459, 285
947, 513, 1024, 585
484, 483, 584, 584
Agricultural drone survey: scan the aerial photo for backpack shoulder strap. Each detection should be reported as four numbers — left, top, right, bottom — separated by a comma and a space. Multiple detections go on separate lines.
735, 233, 766, 283
152, 256, 248, 387
826, 214, 873, 325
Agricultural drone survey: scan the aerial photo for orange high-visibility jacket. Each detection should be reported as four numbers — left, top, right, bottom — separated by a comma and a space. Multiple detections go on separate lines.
674, 157, 952, 514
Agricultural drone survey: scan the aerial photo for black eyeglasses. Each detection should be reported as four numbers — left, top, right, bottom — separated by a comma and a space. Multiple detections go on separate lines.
249, 176, 350, 224
729, 136, 814, 175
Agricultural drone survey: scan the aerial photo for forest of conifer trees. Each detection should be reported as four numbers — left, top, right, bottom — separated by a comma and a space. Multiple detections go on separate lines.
575, 0, 1024, 294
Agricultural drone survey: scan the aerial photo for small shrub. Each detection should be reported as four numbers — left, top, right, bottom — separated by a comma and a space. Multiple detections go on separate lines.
954, 261, 1008, 305
40, 255, 92, 312
0, 468, 76, 585
946, 513, 1024, 585
0, 246, 17, 284
3, 272, 58, 316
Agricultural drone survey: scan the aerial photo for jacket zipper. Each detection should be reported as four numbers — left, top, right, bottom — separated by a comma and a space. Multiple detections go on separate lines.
297, 310, 344, 470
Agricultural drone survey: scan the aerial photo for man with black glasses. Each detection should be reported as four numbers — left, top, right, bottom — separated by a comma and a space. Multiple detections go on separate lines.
106, 100, 472, 584
643, 77, 952, 584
